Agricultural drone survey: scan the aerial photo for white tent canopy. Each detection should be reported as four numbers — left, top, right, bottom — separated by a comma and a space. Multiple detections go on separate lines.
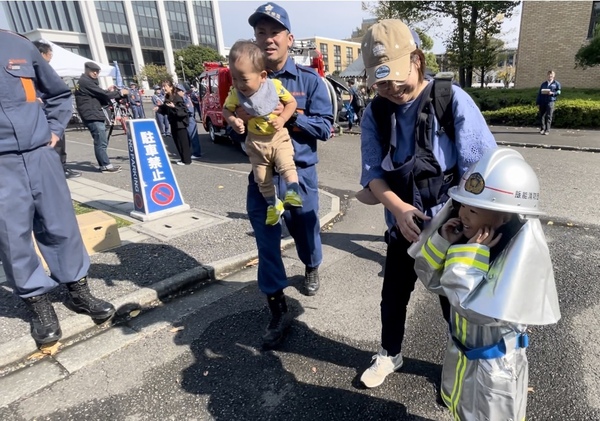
45, 41, 114, 78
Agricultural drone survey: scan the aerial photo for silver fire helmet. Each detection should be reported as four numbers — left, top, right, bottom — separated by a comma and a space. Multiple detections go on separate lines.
448, 148, 544, 217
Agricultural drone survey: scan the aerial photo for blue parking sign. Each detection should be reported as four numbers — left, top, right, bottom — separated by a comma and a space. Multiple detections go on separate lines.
127, 119, 189, 221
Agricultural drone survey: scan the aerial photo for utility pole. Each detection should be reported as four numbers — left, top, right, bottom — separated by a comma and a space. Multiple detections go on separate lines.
178, 55, 186, 84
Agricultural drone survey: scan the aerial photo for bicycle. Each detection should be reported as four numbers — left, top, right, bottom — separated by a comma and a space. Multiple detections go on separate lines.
102, 98, 133, 140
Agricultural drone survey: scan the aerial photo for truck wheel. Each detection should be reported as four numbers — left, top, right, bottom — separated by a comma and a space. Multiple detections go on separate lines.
207, 120, 216, 143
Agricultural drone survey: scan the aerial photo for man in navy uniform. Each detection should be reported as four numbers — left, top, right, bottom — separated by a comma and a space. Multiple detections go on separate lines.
245, 3, 333, 348
75, 62, 128, 173
128, 82, 145, 119
32, 39, 82, 179
0, 30, 115, 345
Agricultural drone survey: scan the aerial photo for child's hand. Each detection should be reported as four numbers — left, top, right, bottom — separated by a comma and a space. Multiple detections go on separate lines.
270, 116, 285, 131
440, 217, 463, 244
232, 118, 245, 134
469, 226, 502, 248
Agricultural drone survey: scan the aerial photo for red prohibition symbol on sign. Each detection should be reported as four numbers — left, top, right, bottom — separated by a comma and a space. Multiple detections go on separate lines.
150, 183, 175, 206
134, 193, 144, 209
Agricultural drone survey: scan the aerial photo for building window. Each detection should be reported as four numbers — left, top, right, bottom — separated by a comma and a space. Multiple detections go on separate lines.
3, 1, 85, 33
106, 46, 135, 85
589, 1, 600, 39
333, 45, 341, 72
165, 0, 191, 50
193, 0, 218, 50
95, 1, 131, 46
57, 42, 92, 59
142, 49, 166, 66
346, 46, 353, 65
132, 1, 164, 49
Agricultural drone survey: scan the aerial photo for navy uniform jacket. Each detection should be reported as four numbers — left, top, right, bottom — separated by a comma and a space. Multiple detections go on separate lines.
129, 88, 142, 105
269, 57, 333, 167
0, 30, 72, 154
536, 79, 561, 106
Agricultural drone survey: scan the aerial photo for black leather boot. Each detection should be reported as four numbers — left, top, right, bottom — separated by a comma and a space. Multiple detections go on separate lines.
23, 294, 62, 344
262, 290, 292, 350
65, 278, 116, 321
304, 266, 320, 296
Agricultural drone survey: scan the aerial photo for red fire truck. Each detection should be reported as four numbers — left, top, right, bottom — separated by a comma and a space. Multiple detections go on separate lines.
198, 43, 340, 152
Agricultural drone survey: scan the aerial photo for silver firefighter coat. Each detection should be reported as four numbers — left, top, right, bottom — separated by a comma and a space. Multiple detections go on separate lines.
414, 217, 560, 421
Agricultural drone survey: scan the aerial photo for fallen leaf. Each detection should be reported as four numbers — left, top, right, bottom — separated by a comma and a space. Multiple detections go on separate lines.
566, 222, 574, 227
528, 387, 535, 393
245, 258, 259, 268
169, 326, 184, 333
217, 185, 224, 189
129, 309, 141, 318
28, 342, 62, 360
547, 221, 554, 225
203, 371, 209, 376
311, 367, 317, 373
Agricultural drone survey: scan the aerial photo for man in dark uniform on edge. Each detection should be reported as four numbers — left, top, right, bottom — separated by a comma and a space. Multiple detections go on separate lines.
75, 61, 128, 173
244, 3, 333, 349
0, 30, 115, 345
32, 39, 82, 179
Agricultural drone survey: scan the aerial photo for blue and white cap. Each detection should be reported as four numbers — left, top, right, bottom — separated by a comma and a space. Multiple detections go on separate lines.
248, 2, 291, 32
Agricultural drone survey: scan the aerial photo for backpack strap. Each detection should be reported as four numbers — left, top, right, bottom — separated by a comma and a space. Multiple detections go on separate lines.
432, 75, 455, 141
370, 95, 396, 159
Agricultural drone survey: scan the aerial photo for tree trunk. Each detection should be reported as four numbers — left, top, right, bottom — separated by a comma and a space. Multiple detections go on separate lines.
465, 4, 479, 88
456, 2, 466, 87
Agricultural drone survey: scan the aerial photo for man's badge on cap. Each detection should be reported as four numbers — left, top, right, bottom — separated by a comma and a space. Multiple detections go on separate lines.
372, 43, 386, 57
264, 4, 273, 12
375, 66, 390, 79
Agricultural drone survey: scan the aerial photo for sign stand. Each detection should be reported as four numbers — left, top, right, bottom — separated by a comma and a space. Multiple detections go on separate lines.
127, 119, 190, 221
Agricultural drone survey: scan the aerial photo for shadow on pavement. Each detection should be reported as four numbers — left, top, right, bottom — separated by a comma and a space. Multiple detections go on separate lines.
174, 295, 441, 421
321, 231, 386, 276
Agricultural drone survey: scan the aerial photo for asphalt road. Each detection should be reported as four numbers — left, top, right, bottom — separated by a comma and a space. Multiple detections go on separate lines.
1, 127, 599, 420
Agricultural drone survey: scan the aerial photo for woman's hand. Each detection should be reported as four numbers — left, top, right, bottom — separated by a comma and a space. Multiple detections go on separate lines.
393, 204, 431, 243
468, 227, 502, 248
440, 217, 463, 244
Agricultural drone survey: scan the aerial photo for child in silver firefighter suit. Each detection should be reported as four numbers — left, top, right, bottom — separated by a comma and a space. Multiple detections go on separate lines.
412, 148, 561, 421
223, 40, 300, 226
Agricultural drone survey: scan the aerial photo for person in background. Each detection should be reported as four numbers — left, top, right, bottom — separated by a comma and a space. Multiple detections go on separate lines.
32, 39, 82, 179
0, 29, 116, 345
536, 70, 561, 135
189, 85, 201, 120
356, 19, 497, 389
151, 87, 171, 137
128, 82, 145, 119
347, 79, 364, 130
158, 80, 191, 166
74, 61, 128, 173
245, 2, 333, 349
177, 84, 202, 160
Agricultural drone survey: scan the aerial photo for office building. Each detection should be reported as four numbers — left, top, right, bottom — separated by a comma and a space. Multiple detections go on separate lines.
1, 0, 225, 87
516, 1, 600, 88
294, 36, 361, 75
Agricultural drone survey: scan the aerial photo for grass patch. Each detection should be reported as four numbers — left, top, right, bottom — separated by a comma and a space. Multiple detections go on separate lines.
73, 201, 133, 229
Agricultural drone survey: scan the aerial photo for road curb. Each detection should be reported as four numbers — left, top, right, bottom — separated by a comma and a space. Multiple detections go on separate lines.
497, 141, 600, 153
0, 189, 342, 373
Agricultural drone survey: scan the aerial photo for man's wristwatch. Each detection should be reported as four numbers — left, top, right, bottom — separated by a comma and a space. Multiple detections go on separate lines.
287, 111, 299, 127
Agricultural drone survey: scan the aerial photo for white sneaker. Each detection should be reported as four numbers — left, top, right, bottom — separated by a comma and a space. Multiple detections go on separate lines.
360, 348, 403, 388
191, 154, 202, 160
175, 161, 185, 166
539, 129, 545, 135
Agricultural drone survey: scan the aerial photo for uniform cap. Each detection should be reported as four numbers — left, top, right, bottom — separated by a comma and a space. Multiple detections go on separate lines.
248, 2, 291, 32
362, 19, 417, 87
84, 61, 101, 72
175, 84, 186, 91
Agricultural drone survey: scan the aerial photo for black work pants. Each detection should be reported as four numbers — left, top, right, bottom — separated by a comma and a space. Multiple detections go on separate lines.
172, 126, 192, 164
537, 102, 555, 132
381, 229, 451, 356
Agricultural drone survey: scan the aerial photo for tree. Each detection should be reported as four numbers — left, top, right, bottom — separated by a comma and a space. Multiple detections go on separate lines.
575, 26, 600, 69
136, 64, 172, 87
369, 1, 520, 88
473, 37, 504, 87
497, 66, 515, 88
174, 45, 226, 84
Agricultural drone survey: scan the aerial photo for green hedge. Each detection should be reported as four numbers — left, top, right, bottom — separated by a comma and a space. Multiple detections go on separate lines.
482, 99, 600, 128
465, 87, 600, 112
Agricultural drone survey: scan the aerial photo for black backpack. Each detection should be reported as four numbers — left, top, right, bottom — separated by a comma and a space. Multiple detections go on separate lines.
369, 75, 457, 212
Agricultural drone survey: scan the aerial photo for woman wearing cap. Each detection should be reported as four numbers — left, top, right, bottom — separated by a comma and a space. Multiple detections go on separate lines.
158, 81, 191, 165
357, 19, 497, 389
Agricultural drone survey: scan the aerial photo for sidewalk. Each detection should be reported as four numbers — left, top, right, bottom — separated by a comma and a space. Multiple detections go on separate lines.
0, 173, 340, 371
